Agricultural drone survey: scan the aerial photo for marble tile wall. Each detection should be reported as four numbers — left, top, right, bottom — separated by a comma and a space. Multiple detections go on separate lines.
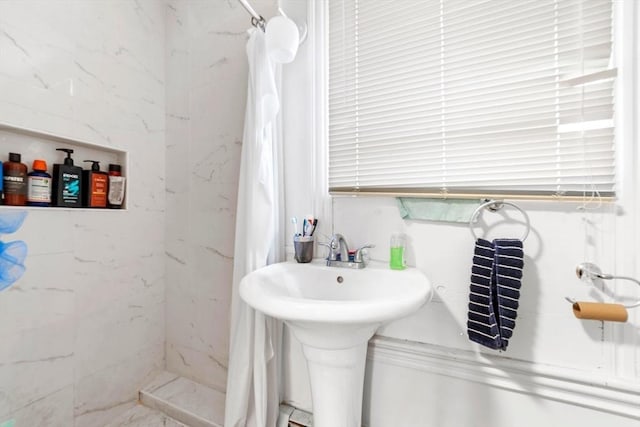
164, 0, 277, 393
0, 1, 166, 426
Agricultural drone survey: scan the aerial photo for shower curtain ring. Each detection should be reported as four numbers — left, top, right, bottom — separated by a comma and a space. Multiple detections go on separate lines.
251, 15, 266, 31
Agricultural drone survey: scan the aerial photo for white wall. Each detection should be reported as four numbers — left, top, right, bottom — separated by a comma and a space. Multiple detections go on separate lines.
164, 0, 277, 392
0, 1, 166, 426
280, 1, 640, 425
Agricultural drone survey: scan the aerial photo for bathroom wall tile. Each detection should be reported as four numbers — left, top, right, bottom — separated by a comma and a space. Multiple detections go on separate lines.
165, 0, 278, 394
165, 136, 190, 195
165, 289, 197, 349
0, 251, 76, 328
165, 191, 190, 247
193, 299, 230, 372
10, 211, 75, 256
0, 253, 76, 420
166, 0, 189, 48
0, 343, 74, 419
187, 203, 237, 255
165, 285, 229, 393
166, 265, 231, 372
166, 84, 190, 123
186, 0, 244, 40
188, 82, 247, 148
166, 343, 228, 393
74, 287, 164, 379
166, 257, 190, 299
165, 280, 230, 362
188, 30, 251, 92
73, 341, 164, 427
188, 138, 243, 192
5, 385, 75, 427
0, 291, 75, 368
187, 137, 235, 187
0, 0, 164, 143
0, 0, 166, 425
190, 243, 234, 292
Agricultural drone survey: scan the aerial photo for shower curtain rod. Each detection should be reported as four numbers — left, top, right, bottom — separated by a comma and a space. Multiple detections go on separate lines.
238, 0, 266, 31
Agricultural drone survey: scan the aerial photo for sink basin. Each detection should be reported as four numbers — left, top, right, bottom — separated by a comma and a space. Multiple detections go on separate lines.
239, 259, 432, 427
240, 259, 431, 325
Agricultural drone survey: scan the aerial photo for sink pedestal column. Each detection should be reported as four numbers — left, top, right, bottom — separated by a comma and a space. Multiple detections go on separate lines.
290, 321, 380, 427
302, 342, 368, 427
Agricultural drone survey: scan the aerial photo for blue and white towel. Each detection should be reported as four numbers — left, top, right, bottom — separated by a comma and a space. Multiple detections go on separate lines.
467, 238, 524, 350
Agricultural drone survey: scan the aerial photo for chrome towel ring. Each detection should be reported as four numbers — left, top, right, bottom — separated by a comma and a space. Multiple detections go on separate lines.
469, 199, 531, 242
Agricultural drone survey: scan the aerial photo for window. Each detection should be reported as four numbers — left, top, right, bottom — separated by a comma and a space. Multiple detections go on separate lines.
327, 0, 616, 198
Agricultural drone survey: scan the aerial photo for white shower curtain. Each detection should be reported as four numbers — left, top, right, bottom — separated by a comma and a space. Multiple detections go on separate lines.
225, 28, 284, 427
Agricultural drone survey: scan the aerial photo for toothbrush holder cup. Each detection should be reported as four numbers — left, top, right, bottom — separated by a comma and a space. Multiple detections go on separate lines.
294, 236, 314, 263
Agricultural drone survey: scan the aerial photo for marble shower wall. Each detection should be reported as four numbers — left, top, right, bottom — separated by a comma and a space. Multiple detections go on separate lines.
0, 1, 166, 426
164, 0, 277, 392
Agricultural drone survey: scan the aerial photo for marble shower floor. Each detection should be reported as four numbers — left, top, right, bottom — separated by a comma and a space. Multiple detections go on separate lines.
105, 405, 187, 427
107, 371, 225, 427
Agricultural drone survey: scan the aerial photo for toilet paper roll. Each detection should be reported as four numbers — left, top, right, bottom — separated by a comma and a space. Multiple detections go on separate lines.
572, 302, 628, 322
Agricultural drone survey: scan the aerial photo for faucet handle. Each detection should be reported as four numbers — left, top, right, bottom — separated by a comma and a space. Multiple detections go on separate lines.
354, 244, 375, 263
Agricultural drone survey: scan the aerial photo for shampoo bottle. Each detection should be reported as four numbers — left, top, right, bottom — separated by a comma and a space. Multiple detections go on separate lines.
3, 153, 28, 206
27, 159, 52, 207
82, 160, 108, 208
52, 148, 82, 208
107, 163, 125, 209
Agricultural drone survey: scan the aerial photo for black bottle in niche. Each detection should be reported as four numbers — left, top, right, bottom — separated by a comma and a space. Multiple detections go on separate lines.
52, 148, 83, 207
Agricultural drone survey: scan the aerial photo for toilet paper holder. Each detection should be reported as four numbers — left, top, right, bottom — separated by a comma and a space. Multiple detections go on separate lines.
565, 262, 640, 309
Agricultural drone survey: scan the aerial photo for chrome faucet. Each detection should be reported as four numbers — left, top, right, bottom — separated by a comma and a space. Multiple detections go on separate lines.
328, 233, 349, 262
321, 234, 375, 269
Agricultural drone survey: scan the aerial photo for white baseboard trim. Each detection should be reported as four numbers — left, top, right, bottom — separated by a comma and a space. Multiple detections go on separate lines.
368, 336, 640, 420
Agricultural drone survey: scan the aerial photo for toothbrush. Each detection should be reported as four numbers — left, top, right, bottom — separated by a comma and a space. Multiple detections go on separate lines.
291, 217, 299, 236
304, 216, 314, 237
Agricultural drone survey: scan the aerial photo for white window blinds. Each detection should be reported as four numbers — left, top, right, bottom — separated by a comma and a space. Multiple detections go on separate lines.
327, 0, 616, 197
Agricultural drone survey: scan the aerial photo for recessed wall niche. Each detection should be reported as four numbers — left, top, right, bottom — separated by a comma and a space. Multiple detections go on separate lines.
0, 121, 128, 210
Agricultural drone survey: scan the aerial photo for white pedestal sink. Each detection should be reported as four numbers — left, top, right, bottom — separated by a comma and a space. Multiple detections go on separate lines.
239, 260, 433, 427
